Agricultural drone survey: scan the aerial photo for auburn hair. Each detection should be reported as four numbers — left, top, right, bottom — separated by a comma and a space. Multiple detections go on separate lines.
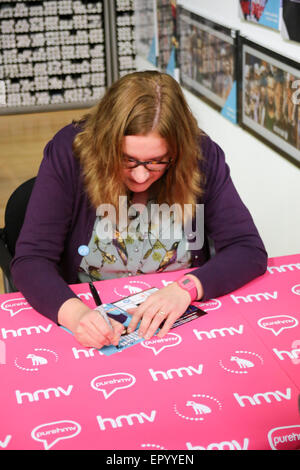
72, 70, 204, 219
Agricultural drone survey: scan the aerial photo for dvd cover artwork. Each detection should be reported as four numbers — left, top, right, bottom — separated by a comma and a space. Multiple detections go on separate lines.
239, 0, 280, 30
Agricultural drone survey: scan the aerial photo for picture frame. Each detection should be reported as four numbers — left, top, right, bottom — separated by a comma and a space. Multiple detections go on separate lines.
239, 37, 300, 168
177, 7, 240, 124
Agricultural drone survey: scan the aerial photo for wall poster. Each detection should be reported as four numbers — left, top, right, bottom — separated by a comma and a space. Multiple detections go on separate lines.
177, 7, 239, 124
240, 37, 300, 167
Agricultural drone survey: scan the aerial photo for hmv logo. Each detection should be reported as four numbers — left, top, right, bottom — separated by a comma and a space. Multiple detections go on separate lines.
234, 388, 291, 407
193, 325, 244, 341
231, 291, 278, 304
15, 385, 73, 404
273, 347, 300, 362
149, 363, 203, 381
0, 435, 12, 449
97, 410, 156, 430
1, 324, 52, 339
267, 263, 300, 274
186, 438, 249, 450
72, 346, 103, 359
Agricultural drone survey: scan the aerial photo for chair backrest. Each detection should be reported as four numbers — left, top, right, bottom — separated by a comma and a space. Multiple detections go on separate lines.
4, 177, 36, 256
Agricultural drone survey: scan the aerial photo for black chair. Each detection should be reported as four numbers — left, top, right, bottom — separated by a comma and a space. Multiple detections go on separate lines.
0, 177, 36, 293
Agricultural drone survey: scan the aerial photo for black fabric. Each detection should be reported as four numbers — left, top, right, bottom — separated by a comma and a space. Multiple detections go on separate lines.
0, 177, 36, 292
4, 177, 36, 256
283, 0, 300, 42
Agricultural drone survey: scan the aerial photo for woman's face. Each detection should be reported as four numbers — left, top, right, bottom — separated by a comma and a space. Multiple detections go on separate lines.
121, 131, 170, 193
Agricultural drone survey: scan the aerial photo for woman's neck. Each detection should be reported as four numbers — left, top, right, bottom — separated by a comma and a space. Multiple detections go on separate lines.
131, 190, 149, 206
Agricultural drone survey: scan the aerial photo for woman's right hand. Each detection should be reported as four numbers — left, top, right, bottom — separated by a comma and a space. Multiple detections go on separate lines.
58, 298, 125, 349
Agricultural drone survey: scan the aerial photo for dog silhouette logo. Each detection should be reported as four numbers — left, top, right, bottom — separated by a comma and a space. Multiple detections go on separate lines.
186, 401, 212, 416
174, 394, 222, 422
230, 356, 254, 369
26, 354, 48, 366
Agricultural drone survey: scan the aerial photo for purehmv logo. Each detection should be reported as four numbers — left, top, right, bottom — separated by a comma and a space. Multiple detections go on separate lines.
95, 197, 204, 250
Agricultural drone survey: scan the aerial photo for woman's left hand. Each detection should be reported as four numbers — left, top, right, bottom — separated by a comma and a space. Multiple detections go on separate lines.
126, 282, 192, 340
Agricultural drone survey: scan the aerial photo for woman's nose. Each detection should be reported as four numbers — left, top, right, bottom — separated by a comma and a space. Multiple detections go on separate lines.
130, 165, 150, 183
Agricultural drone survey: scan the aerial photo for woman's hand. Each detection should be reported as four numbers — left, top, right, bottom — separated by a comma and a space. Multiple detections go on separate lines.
58, 298, 125, 349
73, 309, 125, 348
126, 276, 203, 340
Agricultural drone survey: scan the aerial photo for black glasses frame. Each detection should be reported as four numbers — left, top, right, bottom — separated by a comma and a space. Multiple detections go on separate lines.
123, 157, 172, 172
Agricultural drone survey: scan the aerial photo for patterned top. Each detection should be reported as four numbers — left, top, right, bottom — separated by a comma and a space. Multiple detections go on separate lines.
78, 200, 192, 282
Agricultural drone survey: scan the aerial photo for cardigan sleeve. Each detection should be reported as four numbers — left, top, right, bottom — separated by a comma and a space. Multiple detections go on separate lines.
11, 125, 79, 322
190, 135, 268, 300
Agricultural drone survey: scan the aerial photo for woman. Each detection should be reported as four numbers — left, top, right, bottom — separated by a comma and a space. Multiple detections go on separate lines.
11, 70, 267, 349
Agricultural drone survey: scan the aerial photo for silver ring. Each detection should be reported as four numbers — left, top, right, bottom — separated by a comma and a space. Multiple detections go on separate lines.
157, 311, 167, 317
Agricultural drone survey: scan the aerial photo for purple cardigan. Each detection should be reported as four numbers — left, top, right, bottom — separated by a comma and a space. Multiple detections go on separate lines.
11, 124, 268, 323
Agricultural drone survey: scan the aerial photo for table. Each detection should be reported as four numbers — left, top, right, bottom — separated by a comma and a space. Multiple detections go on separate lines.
0, 254, 299, 451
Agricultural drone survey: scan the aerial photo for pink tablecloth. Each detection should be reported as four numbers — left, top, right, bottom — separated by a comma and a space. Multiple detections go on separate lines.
0, 254, 299, 450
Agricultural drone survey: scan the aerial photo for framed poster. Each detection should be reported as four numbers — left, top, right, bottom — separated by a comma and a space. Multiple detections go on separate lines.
177, 7, 239, 124
239, 37, 300, 167
239, 0, 281, 30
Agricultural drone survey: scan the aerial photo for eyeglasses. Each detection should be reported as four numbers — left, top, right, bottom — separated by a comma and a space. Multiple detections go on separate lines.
122, 156, 172, 172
